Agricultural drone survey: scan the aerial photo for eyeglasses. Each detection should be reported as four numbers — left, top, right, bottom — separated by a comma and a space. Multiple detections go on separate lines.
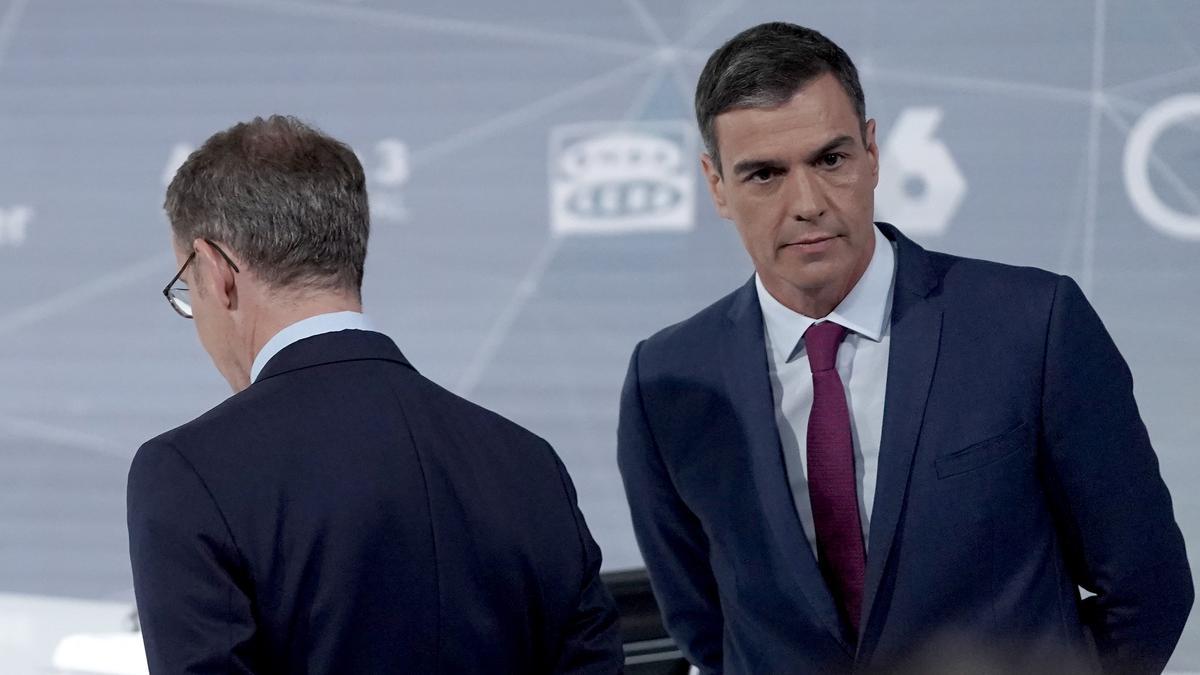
162, 240, 241, 319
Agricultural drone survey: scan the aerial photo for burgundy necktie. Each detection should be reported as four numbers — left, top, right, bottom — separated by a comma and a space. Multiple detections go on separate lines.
804, 321, 866, 634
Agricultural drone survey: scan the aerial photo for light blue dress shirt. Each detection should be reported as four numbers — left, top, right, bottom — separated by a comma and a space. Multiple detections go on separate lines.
250, 311, 377, 383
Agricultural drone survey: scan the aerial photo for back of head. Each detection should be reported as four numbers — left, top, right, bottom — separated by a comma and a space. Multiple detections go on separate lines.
164, 115, 369, 296
695, 21, 866, 173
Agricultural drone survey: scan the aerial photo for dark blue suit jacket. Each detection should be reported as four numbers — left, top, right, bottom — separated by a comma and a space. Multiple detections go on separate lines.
128, 330, 622, 674
617, 224, 1192, 673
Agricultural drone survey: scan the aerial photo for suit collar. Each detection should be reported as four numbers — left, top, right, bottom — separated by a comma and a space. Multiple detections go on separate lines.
877, 221, 939, 300
255, 329, 415, 383
251, 311, 377, 383
725, 272, 760, 325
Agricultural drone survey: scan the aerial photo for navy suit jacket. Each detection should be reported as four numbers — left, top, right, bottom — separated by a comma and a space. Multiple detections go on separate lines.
128, 330, 622, 674
617, 224, 1192, 673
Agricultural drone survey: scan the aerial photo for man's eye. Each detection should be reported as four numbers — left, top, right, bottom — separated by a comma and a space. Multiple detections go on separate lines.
820, 153, 845, 168
748, 168, 777, 183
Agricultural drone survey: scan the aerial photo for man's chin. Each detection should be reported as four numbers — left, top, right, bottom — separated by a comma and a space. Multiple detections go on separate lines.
772, 259, 846, 288
760, 270, 841, 297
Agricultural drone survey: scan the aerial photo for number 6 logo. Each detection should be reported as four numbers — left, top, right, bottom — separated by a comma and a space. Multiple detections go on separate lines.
875, 108, 967, 237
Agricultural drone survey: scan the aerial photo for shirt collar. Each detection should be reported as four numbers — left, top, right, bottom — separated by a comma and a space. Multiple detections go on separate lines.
250, 311, 376, 383
756, 224, 896, 364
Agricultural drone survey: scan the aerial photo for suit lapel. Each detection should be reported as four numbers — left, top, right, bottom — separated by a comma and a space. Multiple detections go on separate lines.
721, 277, 853, 654
859, 224, 943, 648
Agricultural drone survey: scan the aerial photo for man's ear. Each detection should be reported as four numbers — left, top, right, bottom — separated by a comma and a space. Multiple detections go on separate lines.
192, 239, 238, 310
700, 153, 731, 220
864, 118, 879, 188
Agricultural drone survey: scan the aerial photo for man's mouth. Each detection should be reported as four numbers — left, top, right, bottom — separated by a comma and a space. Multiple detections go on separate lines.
782, 234, 839, 250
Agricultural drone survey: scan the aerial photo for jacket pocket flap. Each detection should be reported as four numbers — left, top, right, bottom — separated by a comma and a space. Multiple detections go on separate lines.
935, 422, 1028, 479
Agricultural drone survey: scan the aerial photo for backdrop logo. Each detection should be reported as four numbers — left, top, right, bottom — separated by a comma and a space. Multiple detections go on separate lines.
876, 107, 966, 236
549, 121, 695, 235
163, 143, 194, 187
365, 138, 411, 223
0, 206, 33, 247
1123, 94, 1200, 241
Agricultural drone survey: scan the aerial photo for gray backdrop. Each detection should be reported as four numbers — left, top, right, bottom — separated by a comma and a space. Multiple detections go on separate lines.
0, 0, 1197, 669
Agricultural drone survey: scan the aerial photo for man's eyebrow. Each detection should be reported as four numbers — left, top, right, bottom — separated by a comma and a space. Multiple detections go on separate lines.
729, 135, 859, 177
806, 135, 855, 164
731, 158, 782, 177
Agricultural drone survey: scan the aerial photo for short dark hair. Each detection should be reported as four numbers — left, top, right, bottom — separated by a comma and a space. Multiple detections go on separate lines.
164, 115, 369, 294
695, 22, 867, 174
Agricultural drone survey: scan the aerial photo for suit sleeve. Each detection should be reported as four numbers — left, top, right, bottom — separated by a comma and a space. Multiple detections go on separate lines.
617, 341, 724, 672
1040, 275, 1193, 673
127, 440, 260, 674
549, 449, 625, 674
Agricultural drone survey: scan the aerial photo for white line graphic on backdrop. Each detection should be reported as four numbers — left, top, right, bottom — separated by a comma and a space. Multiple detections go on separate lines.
411, 55, 658, 166
1109, 63, 1200, 95
621, 0, 669, 46
678, 0, 745, 48
868, 67, 1093, 106
1079, 0, 1107, 294
455, 63, 667, 397
454, 236, 562, 396
0, 414, 131, 460
0, 253, 165, 338
167, 0, 650, 57
620, 0, 693, 105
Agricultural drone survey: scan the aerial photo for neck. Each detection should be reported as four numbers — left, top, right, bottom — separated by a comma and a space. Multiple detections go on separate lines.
249, 294, 362, 361
762, 278, 848, 318
762, 237, 875, 318
229, 291, 362, 391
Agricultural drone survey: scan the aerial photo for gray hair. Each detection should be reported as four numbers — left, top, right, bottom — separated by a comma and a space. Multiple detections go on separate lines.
164, 115, 369, 294
695, 22, 867, 174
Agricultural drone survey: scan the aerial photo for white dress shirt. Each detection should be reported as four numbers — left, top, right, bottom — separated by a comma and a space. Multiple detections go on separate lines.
250, 311, 377, 383
756, 225, 897, 558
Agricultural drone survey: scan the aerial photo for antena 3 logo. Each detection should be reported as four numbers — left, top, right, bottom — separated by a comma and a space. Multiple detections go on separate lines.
549, 121, 696, 235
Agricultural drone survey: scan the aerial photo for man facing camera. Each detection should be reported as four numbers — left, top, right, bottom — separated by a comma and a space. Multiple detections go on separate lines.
617, 22, 1191, 673
128, 116, 622, 674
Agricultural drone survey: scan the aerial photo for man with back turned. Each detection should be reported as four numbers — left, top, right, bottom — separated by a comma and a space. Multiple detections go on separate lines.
128, 115, 622, 673
617, 22, 1191, 673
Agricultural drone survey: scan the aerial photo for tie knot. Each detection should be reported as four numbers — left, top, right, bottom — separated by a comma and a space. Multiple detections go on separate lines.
804, 321, 847, 372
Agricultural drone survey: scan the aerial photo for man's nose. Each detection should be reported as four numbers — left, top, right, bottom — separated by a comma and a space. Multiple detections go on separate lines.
786, 170, 827, 222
